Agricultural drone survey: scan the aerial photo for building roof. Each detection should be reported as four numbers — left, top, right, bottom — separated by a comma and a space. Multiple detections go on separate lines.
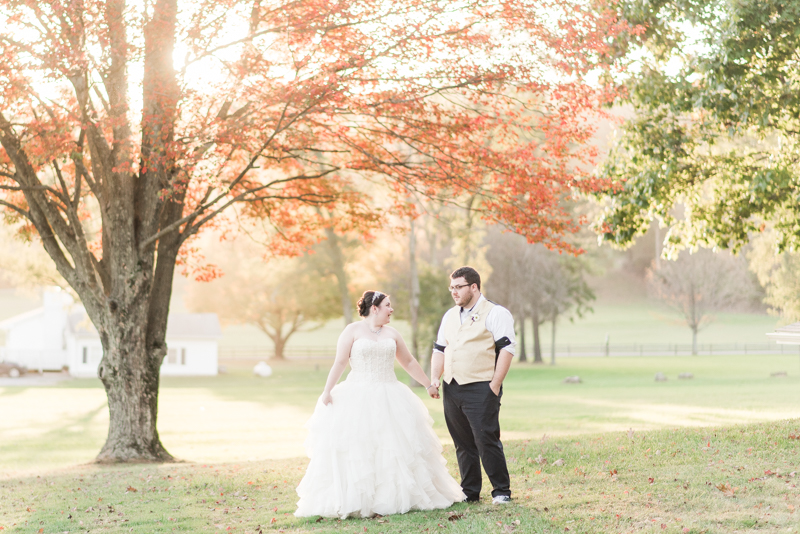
66, 309, 222, 339
0, 307, 44, 329
166, 313, 222, 339
766, 321, 800, 344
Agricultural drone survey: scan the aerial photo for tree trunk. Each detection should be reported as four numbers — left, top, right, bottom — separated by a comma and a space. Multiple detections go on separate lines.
408, 217, 422, 387
93, 270, 174, 463
550, 312, 557, 365
273, 336, 286, 360
532, 306, 543, 363
690, 282, 698, 355
460, 195, 480, 265
517, 314, 527, 363
323, 226, 353, 326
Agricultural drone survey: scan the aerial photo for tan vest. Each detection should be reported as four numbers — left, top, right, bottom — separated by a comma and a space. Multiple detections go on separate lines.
443, 299, 496, 385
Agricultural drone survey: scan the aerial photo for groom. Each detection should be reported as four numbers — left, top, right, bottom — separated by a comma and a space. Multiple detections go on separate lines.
429, 266, 515, 504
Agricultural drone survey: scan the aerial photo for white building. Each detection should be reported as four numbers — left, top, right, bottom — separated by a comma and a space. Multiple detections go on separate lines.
767, 322, 800, 345
0, 288, 221, 377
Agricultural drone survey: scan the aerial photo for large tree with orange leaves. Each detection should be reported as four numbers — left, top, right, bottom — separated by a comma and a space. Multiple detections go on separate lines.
0, 0, 629, 462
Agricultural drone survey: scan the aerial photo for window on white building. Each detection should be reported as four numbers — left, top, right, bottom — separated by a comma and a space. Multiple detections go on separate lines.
164, 347, 188, 366
82, 347, 88, 364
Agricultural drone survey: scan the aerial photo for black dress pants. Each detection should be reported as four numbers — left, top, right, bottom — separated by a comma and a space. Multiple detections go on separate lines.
442, 379, 511, 500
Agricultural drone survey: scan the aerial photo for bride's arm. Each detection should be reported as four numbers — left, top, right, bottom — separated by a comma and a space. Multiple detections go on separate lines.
320, 326, 354, 405
393, 333, 437, 396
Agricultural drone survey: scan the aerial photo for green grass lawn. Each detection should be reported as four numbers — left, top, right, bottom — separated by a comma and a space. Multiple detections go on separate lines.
213, 303, 781, 354
2, 420, 799, 533
2, 355, 800, 532
3, 355, 799, 475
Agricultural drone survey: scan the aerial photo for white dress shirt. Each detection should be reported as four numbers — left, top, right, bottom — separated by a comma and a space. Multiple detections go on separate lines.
434, 294, 516, 355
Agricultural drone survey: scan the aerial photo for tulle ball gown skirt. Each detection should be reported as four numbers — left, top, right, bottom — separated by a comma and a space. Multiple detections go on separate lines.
295, 373, 465, 518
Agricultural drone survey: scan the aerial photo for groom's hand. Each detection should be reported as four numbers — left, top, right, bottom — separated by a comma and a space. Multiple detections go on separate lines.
489, 381, 501, 396
427, 381, 440, 399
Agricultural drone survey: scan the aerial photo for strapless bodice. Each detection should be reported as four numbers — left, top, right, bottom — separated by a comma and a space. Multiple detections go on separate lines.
346, 338, 398, 383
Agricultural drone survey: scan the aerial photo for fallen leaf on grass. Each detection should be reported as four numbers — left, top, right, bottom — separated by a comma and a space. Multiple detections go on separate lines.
648, 477, 654, 485
447, 513, 463, 521
552, 458, 564, 466
609, 469, 618, 476
716, 482, 737, 497
788, 504, 795, 514
125, 486, 137, 493
788, 433, 799, 440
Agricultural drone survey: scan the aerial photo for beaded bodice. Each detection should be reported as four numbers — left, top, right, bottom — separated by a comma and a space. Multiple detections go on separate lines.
346, 338, 398, 383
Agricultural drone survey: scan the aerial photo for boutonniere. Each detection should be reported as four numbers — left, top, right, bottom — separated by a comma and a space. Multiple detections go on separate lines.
470, 313, 480, 323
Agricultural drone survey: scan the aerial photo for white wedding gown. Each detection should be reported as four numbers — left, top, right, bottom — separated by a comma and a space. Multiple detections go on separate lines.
295, 338, 465, 519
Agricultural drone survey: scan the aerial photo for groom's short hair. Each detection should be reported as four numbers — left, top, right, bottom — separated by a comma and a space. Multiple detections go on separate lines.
451, 266, 481, 290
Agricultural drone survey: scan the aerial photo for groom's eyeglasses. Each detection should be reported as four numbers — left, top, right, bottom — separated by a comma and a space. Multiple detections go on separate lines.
448, 284, 470, 292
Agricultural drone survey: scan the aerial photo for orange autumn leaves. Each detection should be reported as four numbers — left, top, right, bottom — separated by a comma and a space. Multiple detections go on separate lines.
0, 0, 636, 270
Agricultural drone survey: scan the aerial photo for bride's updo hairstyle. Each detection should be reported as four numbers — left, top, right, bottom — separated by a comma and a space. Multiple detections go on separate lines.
357, 290, 388, 317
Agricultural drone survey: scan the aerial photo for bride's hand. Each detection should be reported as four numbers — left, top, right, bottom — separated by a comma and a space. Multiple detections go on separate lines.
321, 392, 333, 406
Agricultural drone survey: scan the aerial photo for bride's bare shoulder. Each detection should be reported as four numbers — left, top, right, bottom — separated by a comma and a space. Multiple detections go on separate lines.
340, 322, 363, 339
384, 325, 403, 339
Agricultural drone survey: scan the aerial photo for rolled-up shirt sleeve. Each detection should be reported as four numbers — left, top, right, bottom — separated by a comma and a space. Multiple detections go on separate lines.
486, 305, 516, 356
433, 308, 453, 353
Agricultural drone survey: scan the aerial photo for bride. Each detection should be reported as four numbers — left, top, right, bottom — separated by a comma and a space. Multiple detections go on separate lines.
295, 290, 465, 519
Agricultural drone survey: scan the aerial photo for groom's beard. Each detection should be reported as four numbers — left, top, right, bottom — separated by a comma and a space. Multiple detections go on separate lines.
453, 294, 474, 308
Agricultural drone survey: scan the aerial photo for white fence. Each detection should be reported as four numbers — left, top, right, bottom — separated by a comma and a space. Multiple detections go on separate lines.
220, 341, 800, 361
522, 341, 800, 357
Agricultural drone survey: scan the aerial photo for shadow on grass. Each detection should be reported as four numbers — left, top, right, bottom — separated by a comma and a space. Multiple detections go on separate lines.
0, 401, 107, 473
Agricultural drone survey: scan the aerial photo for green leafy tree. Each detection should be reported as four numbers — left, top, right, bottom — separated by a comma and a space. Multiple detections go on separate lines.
748, 231, 800, 322
595, 0, 800, 256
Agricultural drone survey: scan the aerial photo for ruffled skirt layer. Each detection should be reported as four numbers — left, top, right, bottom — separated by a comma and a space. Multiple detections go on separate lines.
295, 377, 465, 518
